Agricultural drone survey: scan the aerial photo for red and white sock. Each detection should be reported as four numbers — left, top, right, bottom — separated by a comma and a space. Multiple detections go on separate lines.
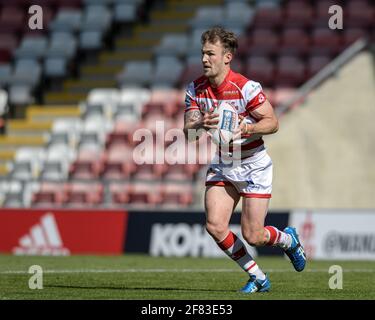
264, 226, 292, 250
217, 230, 266, 280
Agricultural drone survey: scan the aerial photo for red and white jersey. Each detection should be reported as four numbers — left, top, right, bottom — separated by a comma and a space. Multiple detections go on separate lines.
184, 69, 267, 159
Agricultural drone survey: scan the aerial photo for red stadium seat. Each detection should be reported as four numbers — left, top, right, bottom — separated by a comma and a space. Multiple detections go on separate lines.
276, 56, 306, 87
252, 7, 283, 29
0, 6, 25, 34
64, 182, 103, 206
163, 165, 194, 181
345, 1, 374, 28
0, 34, 18, 62
280, 29, 311, 56
128, 182, 163, 205
313, 0, 340, 27
101, 145, 135, 180
110, 182, 131, 204
245, 56, 275, 87
311, 28, 342, 56
132, 165, 162, 181
142, 89, 181, 118
162, 182, 193, 207
69, 149, 103, 180
105, 120, 139, 148
246, 29, 280, 56
284, 3, 314, 28
31, 182, 65, 207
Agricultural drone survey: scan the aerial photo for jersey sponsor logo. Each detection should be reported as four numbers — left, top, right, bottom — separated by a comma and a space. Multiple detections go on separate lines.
223, 90, 238, 95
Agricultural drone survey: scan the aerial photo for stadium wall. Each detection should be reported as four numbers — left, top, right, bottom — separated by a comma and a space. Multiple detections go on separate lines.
0, 209, 374, 260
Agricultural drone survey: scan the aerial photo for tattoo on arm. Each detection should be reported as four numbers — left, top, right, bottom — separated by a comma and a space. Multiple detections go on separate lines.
184, 110, 202, 128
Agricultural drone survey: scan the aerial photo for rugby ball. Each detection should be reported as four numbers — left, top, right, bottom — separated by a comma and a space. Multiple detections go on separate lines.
210, 102, 238, 145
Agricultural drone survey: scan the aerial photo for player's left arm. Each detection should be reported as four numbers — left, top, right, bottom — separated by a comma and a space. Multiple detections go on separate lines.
240, 100, 279, 136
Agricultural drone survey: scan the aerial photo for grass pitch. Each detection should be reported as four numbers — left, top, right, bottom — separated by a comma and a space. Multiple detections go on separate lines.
0, 254, 374, 300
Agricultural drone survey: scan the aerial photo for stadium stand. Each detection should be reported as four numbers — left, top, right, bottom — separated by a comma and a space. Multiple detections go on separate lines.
0, 0, 374, 208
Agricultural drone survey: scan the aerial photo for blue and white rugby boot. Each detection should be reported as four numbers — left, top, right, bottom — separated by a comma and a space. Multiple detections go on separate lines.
240, 274, 271, 294
283, 227, 306, 272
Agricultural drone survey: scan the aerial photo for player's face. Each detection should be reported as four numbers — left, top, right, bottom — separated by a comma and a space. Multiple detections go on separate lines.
201, 41, 230, 79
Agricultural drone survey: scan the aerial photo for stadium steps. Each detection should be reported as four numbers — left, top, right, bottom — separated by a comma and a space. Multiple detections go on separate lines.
99, 51, 153, 66
80, 65, 122, 81
0, 135, 46, 151
43, 92, 87, 105
26, 106, 80, 122
0, 150, 15, 164
0, 163, 7, 176
63, 79, 117, 93
6, 120, 52, 136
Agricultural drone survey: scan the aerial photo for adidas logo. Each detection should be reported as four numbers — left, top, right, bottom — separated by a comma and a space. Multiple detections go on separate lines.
13, 213, 70, 256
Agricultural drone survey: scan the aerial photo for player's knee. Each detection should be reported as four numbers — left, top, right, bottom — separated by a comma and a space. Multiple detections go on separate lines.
205, 221, 228, 240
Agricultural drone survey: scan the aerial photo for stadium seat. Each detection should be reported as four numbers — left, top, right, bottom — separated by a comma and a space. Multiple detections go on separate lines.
81, 4, 112, 33
101, 144, 135, 180
142, 89, 180, 118
0, 6, 25, 34
44, 57, 68, 79
64, 181, 103, 206
31, 182, 65, 207
127, 182, 163, 206
0, 89, 8, 117
284, 2, 314, 28
109, 182, 131, 204
245, 56, 275, 87
345, 1, 374, 28
0, 64, 11, 87
69, 149, 103, 180
150, 56, 183, 88
0, 34, 18, 63
10, 59, 42, 88
106, 120, 139, 148
311, 28, 342, 56
46, 32, 77, 60
154, 33, 188, 58
280, 29, 311, 56
14, 35, 48, 60
163, 165, 194, 182
223, 1, 254, 30
252, 6, 283, 29
276, 55, 306, 87
79, 30, 103, 51
246, 29, 280, 56
189, 6, 224, 29
8, 84, 33, 105
114, 3, 138, 24
162, 182, 193, 207
49, 9, 82, 33
117, 61, 153, 87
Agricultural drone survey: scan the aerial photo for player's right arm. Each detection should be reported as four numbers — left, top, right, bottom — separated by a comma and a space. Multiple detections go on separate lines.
183, 83, 218, 141
183, 110, 219, 141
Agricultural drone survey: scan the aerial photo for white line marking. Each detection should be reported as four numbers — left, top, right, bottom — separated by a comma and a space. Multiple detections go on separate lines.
1, 268, 374, 275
